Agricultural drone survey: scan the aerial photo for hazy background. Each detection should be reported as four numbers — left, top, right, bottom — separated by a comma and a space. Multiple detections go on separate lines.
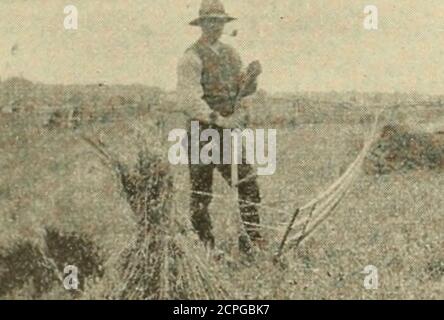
1, 0, 444, 93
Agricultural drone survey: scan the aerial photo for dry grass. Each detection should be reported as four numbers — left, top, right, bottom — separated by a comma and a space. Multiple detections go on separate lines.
82, 137, 228, 299
364, 124, 444, 175
0, 227, 104, 299
0, 104, 443, 300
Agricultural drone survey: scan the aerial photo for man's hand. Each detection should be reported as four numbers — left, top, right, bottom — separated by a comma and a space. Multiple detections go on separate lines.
213, 108, 249, 129
246, 60, 262, 79
238, 60, 262, 99
218, 103, 235, 117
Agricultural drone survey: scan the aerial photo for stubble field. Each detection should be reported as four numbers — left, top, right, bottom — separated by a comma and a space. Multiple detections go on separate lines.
0, 104, 443, 299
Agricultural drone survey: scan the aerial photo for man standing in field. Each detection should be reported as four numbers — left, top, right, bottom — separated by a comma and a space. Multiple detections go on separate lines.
177, 0, 264, 255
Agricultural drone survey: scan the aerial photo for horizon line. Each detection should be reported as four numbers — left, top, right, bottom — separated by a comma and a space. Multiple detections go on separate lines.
1, 76, 443, 96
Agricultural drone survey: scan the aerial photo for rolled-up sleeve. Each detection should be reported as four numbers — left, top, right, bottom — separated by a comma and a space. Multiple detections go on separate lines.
176, 51, 213, 123
241, 77, 258, 98
228, 46, 258, 99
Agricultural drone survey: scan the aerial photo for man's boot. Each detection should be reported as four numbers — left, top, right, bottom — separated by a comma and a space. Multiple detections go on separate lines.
198, 229, 215, 250
238, 231, 266, 259
191, 211, 215, 249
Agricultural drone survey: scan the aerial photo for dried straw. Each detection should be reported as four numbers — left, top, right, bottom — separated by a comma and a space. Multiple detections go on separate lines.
83, 137, 228, 300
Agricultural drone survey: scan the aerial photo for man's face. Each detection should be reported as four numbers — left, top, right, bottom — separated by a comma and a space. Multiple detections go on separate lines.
200, 18, 225, 43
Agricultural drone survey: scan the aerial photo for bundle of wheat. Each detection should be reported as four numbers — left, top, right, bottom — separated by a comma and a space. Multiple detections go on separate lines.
0, 241, 54, 298
364, 124, 444, 175
0, 227, 104, 298
83, 138, 228, 300
44, 227, 104, 289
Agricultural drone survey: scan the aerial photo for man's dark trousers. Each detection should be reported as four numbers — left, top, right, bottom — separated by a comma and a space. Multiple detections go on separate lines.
187, 122, 262, 251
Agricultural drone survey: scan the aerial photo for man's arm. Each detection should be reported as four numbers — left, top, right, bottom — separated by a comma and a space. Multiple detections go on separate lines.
177, 48, 251, 129
239, 60, 262, 98
241, 80, 258, 98
176, 50, 213, 123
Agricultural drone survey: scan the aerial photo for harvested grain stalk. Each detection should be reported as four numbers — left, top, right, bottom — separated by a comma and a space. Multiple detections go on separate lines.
0, 227, 104, 298
364, 124, 444, 175
276, 112, 381, 256
82, 137, 228, 300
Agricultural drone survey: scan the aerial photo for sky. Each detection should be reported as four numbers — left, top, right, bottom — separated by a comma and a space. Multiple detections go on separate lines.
1, 0, 444, 93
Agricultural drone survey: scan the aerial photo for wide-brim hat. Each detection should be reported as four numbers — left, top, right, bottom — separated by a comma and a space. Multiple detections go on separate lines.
189, 0, 237, 26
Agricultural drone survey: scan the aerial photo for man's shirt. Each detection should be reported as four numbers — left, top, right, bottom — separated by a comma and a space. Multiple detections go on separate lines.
176, 41, 247, 124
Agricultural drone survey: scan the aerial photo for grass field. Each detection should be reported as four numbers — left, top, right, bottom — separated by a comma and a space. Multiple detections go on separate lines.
0, 105, 443, 299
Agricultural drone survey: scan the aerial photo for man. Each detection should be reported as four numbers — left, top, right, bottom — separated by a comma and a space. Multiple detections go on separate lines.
177, 0, 264, 255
